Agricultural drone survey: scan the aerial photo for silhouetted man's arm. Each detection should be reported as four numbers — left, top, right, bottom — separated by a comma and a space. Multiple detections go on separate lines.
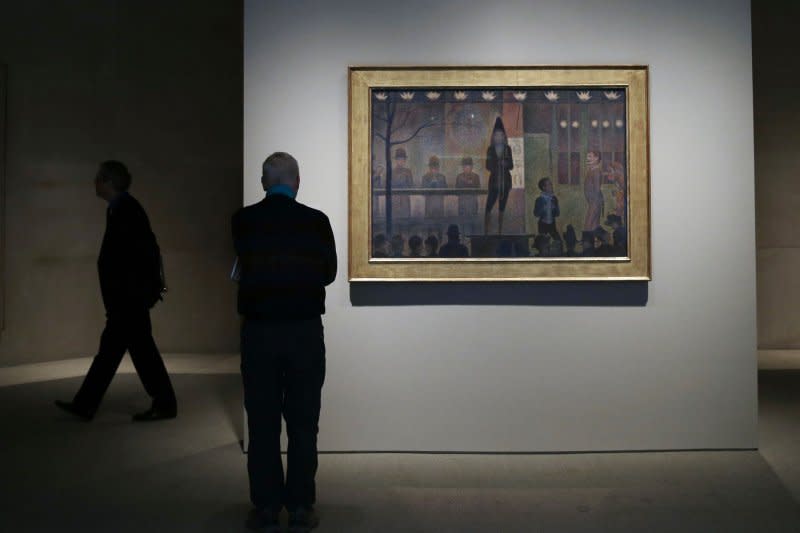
320, 214, 337, 286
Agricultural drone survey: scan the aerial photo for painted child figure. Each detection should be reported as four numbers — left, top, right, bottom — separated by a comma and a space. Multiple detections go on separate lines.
533, 177, 561, 241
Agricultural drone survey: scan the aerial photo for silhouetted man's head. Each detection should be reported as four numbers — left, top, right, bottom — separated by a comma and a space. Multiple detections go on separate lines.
261, 152, 300, 193
95, 160, 131, 202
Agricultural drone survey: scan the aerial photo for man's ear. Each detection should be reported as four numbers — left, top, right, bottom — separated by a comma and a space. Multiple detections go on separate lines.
261, 176, 268, 191
295, 175, 301, 191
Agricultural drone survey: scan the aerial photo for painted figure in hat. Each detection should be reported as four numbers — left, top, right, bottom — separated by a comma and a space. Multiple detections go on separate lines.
456, 156, 481, 217
484, 117, 514, 234
583, 150, 604, 233
438, 224, 469, 258
421, 155, 447, 218
391, 147, 413, 221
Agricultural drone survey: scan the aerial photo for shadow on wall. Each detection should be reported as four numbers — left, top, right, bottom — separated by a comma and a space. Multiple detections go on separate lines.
350, 281, 648, 307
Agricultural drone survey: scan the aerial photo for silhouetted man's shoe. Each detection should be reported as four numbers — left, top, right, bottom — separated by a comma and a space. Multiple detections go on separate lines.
54, 400, 95, 421
245, 507, 280, 532
288, 506, 319, 532
132, 404, 177, 422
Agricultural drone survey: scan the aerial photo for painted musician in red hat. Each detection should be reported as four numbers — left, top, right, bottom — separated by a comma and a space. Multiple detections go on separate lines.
484, 117, 514, 234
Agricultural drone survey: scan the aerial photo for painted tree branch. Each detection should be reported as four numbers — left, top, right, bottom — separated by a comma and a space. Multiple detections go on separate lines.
390, 120, 439, 146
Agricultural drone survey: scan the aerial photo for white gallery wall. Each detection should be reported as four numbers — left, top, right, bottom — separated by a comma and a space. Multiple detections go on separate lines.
244, 0, 756, 451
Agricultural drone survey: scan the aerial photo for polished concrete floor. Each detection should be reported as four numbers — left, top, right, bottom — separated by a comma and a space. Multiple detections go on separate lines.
0, 357, 799, 532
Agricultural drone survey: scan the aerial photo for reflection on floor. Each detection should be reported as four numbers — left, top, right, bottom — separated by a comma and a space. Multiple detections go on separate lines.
0, 353, 240, 387
0, 356, 798, 532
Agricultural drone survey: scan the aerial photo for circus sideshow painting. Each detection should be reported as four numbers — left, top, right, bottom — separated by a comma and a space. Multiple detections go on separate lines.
348, 66, 650, 282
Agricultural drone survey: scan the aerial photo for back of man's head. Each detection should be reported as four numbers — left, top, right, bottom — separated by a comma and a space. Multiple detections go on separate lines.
262, 152, 299, 191
99, 160, 132, 192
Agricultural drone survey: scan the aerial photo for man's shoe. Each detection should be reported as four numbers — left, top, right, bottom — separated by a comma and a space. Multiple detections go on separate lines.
288, 506, 319, 532
132, 404, 177, 422
245, 507, 280, 532
54, 400, 95, 421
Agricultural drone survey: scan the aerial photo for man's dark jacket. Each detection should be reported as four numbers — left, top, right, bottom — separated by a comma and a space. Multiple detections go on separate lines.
98, 193, 162, 312
232, 195, 337, 320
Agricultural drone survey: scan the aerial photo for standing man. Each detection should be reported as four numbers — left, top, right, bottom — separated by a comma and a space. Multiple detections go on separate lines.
55, 161, 176, 422
421, 155, 446, 218
456, 156, 481, 217
456, 156, 481, 236
233, 152, 337, 532
391, 147, 413, 224
583, 150, 604, 241
484, 117, 514, 234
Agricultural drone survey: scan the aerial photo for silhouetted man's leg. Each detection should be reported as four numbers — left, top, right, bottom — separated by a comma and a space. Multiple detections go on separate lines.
242, 319, 286, 511
127, 310, 176, 411
283, 318, 326, 511
72, 315, 129, 411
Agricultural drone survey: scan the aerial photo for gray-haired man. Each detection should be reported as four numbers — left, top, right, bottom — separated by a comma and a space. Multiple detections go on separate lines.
233, 152, 337, 532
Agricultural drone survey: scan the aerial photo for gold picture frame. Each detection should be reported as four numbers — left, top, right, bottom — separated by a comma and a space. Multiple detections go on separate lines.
349, 65, 650, 281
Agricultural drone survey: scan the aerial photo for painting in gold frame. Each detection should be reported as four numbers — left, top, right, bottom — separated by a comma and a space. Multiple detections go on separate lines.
349, 66, 650, 281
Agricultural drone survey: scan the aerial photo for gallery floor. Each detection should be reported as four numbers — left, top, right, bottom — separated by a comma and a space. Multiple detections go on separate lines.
1, 354, 799, 532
